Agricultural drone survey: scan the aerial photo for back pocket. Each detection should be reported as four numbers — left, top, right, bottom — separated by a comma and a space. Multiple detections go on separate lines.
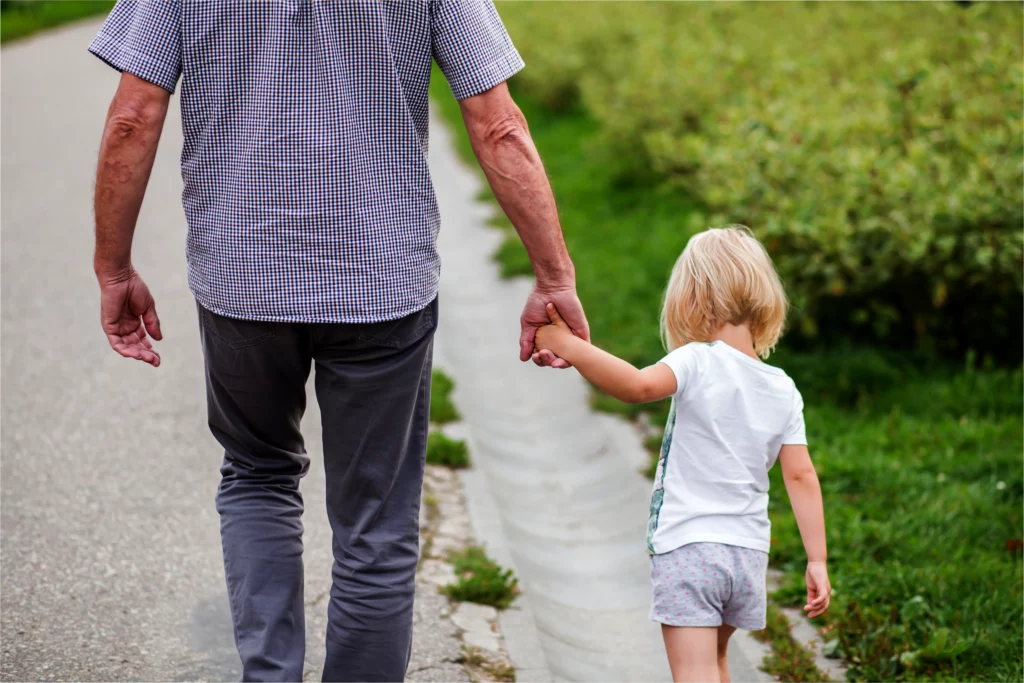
201, 307, 276, 350
357, 299, 436, 349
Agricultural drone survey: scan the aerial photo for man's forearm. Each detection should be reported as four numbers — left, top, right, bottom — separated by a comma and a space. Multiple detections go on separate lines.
94, 78, 168, 279
461, 87, 573, 285
475, 115, 572, 284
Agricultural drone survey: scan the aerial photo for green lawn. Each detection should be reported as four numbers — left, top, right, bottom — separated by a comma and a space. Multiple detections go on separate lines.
430, 72, 1023, 681
1, 1, 113, 44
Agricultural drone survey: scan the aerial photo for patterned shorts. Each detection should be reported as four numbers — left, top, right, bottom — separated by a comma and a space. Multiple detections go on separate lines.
649, 542, 769, 630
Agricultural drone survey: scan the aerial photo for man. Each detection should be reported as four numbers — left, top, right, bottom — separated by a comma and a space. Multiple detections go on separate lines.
89, 1, 587, 681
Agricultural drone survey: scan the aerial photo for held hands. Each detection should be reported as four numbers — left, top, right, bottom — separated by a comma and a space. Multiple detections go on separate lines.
520, 284, 588, 368
534, 303, 577, 358
804, 561, 832, 618
98, 267, 162, 367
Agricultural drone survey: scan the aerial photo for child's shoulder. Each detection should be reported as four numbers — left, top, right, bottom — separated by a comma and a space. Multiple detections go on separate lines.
660, 340, 715, 369
663, 340, 716, 359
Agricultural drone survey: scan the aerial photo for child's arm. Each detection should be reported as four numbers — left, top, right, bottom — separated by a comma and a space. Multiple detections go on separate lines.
534, 304, 677, 404
779, 444, 831, 618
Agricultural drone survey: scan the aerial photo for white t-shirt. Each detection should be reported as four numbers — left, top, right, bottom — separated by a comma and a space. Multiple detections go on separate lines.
646, 341, 806, 555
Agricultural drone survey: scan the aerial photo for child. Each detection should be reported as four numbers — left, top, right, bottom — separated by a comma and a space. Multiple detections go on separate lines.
534, 226, 830, 683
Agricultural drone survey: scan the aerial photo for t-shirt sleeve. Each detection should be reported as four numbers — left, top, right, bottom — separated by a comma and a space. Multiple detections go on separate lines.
431, 0, 525, 100
657, 344, 700, 397
783, 386, 808, 445
88, 0, 182, 94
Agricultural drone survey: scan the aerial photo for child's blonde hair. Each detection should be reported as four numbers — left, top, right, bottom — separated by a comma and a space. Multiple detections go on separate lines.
660, 225, 787, 359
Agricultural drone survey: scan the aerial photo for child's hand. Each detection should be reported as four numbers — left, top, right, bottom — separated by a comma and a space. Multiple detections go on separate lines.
804, 561, 831, 618
534, 303, 576, 356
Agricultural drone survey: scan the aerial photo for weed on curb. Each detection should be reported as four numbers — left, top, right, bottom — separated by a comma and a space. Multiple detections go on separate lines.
457, 646, 516, 682
430, 369, 461, 425
426, 432, 470, 468
753, 603, 831, 682
442, 546, 519, 609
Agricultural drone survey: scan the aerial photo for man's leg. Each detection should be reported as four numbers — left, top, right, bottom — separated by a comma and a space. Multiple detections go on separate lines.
313, 299, 437, 682
198, 304, 312, 682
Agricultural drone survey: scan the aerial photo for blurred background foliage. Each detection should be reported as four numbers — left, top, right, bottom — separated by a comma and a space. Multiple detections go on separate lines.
501, 1, 1022, 361
0, 0, 114, 44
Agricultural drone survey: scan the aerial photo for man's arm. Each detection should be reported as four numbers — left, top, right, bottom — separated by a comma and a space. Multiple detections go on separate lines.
458, 82, 588, 368
94, 73, 171, 367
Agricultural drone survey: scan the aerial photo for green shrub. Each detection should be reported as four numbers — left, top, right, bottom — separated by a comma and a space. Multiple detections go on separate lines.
442, 546, 519, 609
430, 369, 461, 425
426, 431, 470, 469
500, 2, 1023, 359
1, 1, 114, 43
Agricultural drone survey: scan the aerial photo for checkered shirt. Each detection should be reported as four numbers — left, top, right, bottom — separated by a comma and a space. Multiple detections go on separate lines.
89, 0, 524, 323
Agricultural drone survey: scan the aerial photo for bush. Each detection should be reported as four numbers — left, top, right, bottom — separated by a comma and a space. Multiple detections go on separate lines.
426, 431, 470, 469
1, 1, 114, 43
500, 2, 1023, 359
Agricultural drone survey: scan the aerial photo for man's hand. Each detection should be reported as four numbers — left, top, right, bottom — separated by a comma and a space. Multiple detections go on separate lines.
98, 268, 163, 367
520, 283, 589, 368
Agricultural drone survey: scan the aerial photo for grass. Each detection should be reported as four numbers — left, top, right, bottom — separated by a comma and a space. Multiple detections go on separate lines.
0, 0, 113, 43
430, 69, 1024, 681
752, 604, 832, 682
442, 546, 519, 609
767, 367, 1023, 681
430, 369, 461, 425
426, 431, 470, 469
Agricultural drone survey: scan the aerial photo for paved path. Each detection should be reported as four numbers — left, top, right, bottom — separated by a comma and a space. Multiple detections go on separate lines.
1, 20, 333, 681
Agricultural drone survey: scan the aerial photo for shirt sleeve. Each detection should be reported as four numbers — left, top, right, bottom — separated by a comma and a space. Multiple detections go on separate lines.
783, 386, 808, 445
88, 0, 182, 94
657, 344, 700, 397
431, 0, 525, 100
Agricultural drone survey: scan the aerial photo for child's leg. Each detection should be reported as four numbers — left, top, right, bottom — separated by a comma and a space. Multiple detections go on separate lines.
661, 625, 720, 683
716, 625, 736, 683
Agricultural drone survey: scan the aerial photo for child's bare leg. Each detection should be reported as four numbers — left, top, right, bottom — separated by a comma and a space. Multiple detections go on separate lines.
716, 625, 736, 683
662, 625, 720, 683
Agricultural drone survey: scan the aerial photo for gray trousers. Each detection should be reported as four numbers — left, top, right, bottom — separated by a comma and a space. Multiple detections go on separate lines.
197, 298, 437, 682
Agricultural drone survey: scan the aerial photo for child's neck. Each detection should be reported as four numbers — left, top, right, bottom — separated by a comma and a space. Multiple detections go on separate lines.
711, 323, 760, 361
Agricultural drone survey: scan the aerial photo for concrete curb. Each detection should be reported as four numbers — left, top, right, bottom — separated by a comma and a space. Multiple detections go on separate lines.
767, 570, 848, 682
779, 605, 848, 682
461, 466, 555, 683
